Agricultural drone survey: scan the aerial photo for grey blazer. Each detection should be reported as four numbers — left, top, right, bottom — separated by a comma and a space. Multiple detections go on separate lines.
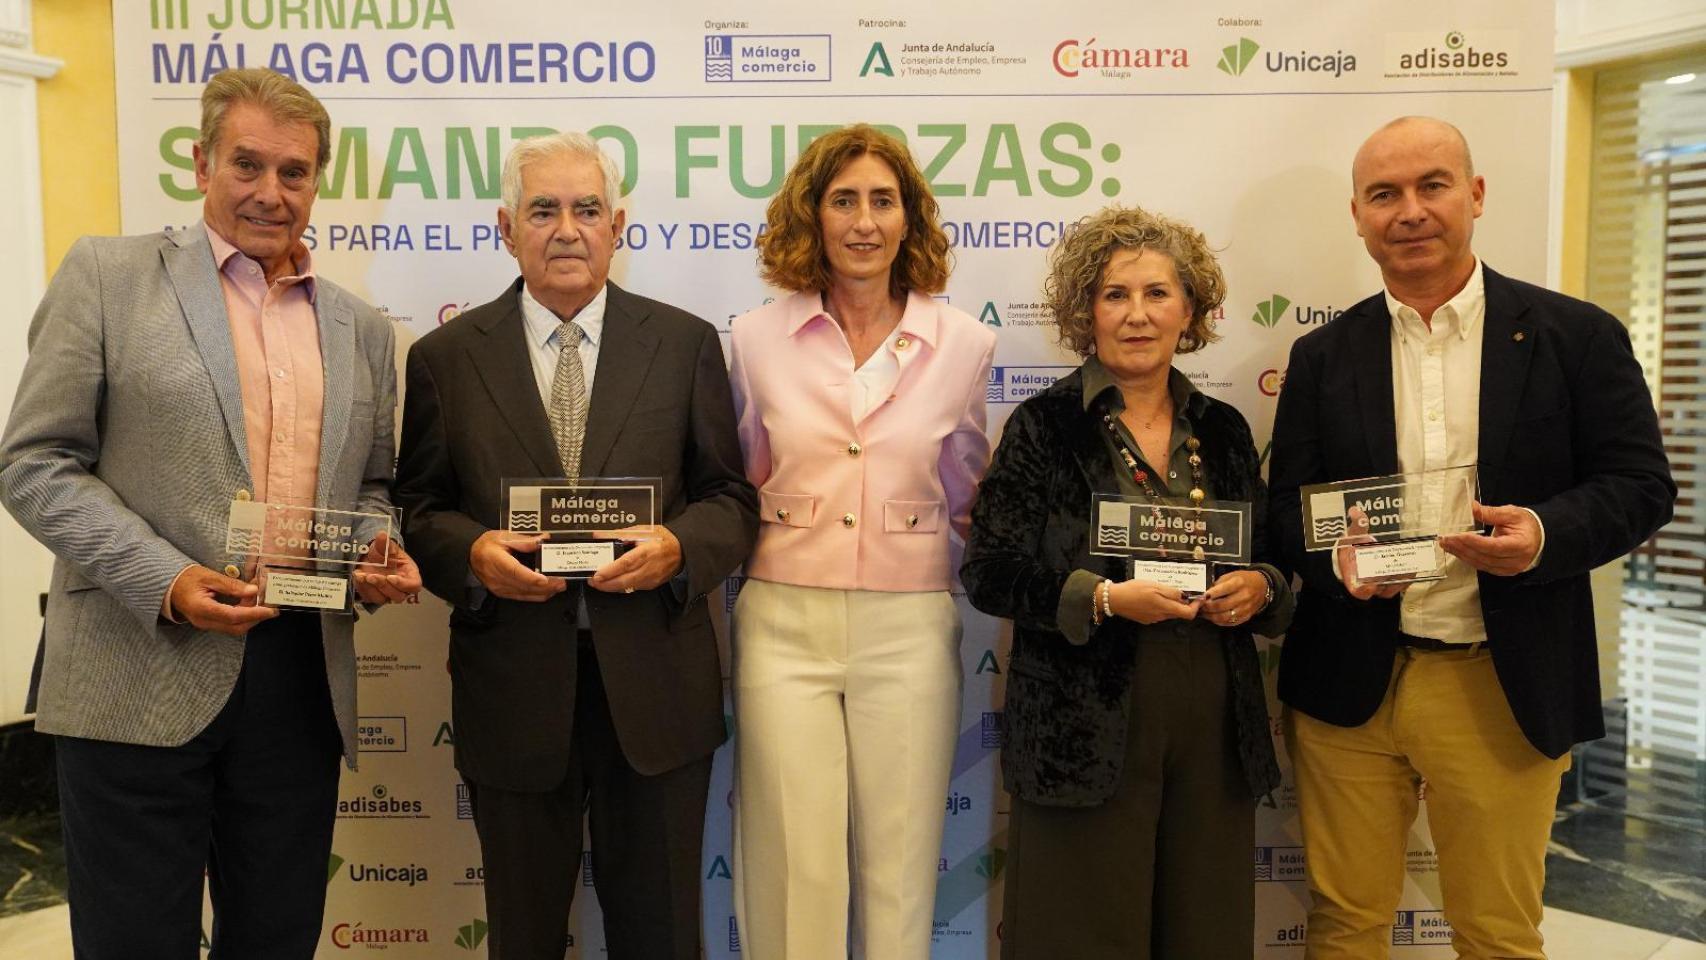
0, 222, 398, 764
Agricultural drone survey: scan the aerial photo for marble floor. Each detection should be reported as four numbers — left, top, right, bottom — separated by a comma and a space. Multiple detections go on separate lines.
1546, 804, 1706, 945
0, 812, 63, 917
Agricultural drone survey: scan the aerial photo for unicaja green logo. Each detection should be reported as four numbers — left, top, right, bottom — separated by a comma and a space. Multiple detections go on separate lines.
1252, 294, 1290, 327
327, 853, 344, 884
1218, 38, 1259, 76
454, 918, 488, 950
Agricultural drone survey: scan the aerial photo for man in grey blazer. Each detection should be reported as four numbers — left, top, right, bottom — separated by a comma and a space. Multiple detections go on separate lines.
0, 69, 419, 959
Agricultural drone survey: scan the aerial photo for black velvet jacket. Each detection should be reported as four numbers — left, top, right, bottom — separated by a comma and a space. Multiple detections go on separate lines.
961, 368, 1286, 807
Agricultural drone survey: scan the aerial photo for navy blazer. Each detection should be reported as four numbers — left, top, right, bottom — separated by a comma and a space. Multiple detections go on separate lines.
1268, 264, 1675, 759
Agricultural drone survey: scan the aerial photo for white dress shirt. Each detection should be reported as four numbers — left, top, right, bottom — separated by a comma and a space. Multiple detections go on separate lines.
850, 327, 903, 421
520, 282, 607, 405
1386, 260, 1487, 644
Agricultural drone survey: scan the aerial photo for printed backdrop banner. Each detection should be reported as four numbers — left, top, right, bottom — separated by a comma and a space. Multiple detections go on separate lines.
113, 1, 1554, 955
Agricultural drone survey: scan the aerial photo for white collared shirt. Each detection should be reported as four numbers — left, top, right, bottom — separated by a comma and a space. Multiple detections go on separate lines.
1386, 259, 1487, 644
851, 326, 903, 421
519, 282, 608, 409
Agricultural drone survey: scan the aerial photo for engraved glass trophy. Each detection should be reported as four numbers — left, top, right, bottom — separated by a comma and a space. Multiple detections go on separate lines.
1090, 495, 1252, 595
501, 477, 661, 577
1299, 464, 1479, 585
225, 498, 397, 613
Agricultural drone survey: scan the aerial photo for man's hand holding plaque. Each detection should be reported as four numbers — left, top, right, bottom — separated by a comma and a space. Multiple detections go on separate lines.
470, 530, 569, 601
1301, 465, 1479, 593
168, 565, 278, 635
351, 530, 424, 605
1439, 501, 1543, 576
1331, 506, 1410, 600
587, 525, 684, 594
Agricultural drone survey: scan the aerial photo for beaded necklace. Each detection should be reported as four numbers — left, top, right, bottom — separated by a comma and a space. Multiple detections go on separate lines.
1102, 406, 1209, 564
1100, 410, 1206, 503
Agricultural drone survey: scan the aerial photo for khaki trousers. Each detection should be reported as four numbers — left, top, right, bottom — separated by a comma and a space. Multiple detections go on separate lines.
731, 579, 963, 960
1285, 647, 1570, 960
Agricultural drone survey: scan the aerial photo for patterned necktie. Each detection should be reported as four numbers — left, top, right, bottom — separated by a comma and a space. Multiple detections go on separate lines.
548, 321, 589, 478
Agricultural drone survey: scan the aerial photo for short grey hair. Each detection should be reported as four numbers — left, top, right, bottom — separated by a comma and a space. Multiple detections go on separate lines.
500, 133, 623, 212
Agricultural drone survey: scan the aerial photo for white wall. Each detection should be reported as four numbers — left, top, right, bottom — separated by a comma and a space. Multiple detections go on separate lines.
0, 0, 58, 726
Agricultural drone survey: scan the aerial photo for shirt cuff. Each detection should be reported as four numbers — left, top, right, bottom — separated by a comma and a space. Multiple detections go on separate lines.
1520, 507, 1546, 573
160, 563, 197, 624
1056, 568, 1105, 646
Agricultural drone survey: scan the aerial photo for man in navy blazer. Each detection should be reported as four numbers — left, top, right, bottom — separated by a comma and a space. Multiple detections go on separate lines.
1269, 117, 1673, 959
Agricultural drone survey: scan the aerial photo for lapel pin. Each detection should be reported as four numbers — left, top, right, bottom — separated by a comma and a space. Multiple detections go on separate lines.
1513, 331, 1526, 342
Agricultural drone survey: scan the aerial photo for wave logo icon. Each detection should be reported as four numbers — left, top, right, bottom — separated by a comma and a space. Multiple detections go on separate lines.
1099, 524, 1130, 546
226, 528, 262, 553
1307, 489, 1349, 545
509, 511, 541, 533
1311, 516, 1348, 540
705, 35, 733, 81
225, 499, 267, 554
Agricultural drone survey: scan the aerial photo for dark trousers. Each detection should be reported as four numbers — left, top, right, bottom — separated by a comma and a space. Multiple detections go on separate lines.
55, 616, 342, 960
1002, 632, 1256, 960
469, 644, 713, 960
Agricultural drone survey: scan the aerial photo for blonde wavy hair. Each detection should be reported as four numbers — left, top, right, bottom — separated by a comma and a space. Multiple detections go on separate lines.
1045, 205, 1225, 357
757, 124, 952, 298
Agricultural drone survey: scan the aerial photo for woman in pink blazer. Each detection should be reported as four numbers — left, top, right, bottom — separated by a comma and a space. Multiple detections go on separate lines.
727, 124, 997, 960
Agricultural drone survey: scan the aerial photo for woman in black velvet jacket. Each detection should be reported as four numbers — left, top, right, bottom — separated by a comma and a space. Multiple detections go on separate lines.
962, 205, 1294, 959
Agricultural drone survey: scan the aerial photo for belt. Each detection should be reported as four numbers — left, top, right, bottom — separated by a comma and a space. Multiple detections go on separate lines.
1397, 632, 1490, 654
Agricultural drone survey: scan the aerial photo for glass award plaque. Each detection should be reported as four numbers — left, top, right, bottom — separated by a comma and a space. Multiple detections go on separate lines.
225, 499, 396, 613
1299, 464, 1478, 585
1090, 495, 1252, 596
502, 477, 661, 577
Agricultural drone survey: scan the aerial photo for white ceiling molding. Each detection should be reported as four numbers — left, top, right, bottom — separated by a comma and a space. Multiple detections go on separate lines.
0, 48, 60, 79
1556, 0, 1706, 67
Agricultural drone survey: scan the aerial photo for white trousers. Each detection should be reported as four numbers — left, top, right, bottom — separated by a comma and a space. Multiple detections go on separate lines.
731, 579, 963, 960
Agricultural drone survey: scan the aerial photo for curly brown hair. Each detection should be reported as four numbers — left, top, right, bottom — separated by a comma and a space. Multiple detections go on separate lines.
1045, 205, 1225, 357
757, 124, 952, 298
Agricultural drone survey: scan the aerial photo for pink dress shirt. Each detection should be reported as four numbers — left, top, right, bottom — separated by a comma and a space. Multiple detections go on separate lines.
729, 290, 997, 592
208, 225, 325, 573
206, 226, 324, 509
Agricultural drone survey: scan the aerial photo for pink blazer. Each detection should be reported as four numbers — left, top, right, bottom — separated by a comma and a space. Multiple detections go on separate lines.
729, 290, 997, 592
